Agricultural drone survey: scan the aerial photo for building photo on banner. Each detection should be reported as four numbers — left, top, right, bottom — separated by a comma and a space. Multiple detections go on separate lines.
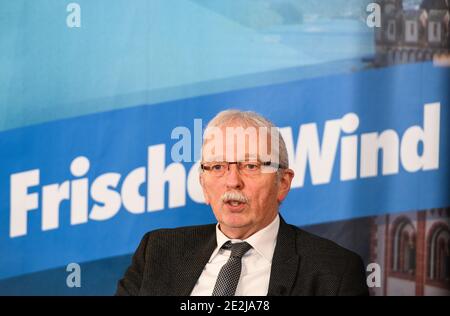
0, 0, 449, 296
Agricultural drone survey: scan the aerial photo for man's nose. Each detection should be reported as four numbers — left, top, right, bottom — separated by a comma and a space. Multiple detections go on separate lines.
225, 164, 244, 190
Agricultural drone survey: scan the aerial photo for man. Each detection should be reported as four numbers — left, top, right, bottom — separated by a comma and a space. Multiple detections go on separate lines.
116, 110, 369, 296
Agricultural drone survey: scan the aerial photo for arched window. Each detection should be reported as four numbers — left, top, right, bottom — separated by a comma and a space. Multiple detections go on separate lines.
428, 224, 450, 282
392, 217, 416, 275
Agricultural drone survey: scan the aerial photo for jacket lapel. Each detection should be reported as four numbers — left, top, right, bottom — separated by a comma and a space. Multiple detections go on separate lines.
169, 216, 299, 296
171, 228, 217, 296
267, 217, 300, 296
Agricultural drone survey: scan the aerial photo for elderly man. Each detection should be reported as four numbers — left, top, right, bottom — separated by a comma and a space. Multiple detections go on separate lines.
116, 110, 369, 296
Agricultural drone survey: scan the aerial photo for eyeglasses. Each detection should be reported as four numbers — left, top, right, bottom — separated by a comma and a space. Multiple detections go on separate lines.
200, 161, 284, 177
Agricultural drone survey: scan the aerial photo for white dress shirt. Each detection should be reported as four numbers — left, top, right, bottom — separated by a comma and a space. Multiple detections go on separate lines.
190, 214, 280, 296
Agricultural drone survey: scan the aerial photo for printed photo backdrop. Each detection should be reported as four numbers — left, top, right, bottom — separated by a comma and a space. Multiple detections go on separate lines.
0, 0, 449, 295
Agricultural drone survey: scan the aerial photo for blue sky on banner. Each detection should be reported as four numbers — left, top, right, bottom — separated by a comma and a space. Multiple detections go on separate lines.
0, 0, 373, 132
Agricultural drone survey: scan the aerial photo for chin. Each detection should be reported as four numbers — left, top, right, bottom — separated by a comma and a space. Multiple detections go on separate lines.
222, 214, 251, 229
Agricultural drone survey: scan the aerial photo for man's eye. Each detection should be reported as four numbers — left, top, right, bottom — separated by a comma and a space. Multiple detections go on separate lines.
211, 164, 225, 171
244, 163, 259, 170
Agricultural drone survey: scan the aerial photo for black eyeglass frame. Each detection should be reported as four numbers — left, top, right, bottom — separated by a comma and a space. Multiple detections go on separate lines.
200, 161, 287, 172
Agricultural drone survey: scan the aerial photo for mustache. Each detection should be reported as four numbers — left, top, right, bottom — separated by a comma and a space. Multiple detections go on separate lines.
221, 191, 249, 204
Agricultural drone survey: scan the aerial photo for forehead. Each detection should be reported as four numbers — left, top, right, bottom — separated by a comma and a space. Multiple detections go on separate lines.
202, 123, 276, 162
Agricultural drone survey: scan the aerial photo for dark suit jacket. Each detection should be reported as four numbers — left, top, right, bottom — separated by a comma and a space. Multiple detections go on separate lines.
116, 217, 369, 296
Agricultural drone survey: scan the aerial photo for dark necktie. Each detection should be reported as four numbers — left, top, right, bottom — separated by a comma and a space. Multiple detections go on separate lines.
212, 241, 252, 296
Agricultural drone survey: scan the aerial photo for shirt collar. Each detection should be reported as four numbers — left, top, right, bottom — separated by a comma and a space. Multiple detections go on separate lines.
210, 214, 280, 263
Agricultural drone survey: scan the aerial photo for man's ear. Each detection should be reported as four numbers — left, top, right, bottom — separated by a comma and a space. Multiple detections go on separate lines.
277, 169, 294, 203
199, 174, 210, 205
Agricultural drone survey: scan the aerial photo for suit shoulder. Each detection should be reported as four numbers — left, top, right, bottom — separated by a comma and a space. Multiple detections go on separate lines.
287, 225, 368, 296
290, 224, 362, 262
141, 223, 216, 247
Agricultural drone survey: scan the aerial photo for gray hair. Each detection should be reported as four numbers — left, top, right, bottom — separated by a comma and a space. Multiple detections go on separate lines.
201, 109, 289, 173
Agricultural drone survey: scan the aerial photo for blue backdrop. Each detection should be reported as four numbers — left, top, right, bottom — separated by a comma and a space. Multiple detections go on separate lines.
1, 0, 449, 295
